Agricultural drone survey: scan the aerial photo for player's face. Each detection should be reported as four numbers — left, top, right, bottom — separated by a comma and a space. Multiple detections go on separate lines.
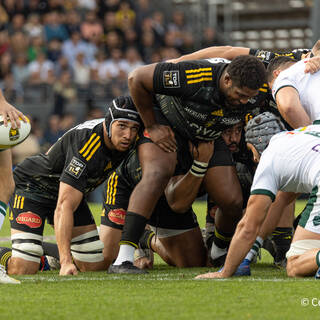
224, 85, 259, 107
110, 120, 139, 152
221, 122, 243, 153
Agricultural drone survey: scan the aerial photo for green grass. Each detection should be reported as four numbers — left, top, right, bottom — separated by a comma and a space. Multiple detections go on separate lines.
1, 200, 318, 320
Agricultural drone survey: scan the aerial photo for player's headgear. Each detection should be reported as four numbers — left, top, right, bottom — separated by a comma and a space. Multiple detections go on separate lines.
245, 112, 286, 155
105, 96, 141, 137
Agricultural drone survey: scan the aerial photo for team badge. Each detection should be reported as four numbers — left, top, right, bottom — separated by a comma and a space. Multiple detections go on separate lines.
9, 127, 20, 141
66, 157, 86, 179
163, 71, 180, 88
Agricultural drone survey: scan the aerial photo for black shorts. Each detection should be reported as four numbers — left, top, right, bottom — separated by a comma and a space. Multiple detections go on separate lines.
101, 173, 198, 231
9, 190, 95, 236
138, 107, 234, 174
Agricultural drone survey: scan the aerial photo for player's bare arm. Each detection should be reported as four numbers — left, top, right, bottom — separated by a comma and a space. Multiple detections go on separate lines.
0, 90, 26, 128
276, 87, 311, 128
169, 46, 250, 63
165, 141, 214, 213
54, 182, 83, 276
196, 195, 272, 279
128, 64, 176, 152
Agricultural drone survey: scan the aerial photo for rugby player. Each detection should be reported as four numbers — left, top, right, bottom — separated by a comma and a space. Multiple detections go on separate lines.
102, 139, 217, 271
109, 55, 266, 273
0, 96, 141, 276
0, 90, 26, 284
196, 113, 320, 279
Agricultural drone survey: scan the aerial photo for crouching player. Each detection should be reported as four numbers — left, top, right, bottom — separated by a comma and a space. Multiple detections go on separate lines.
196, 113, 320, 279
0, 96, 141, 276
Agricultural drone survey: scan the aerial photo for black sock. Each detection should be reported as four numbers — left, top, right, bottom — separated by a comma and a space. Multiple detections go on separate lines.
0, 247, 12, 269
272, 227, 293, 263
212, 227, 233, 249
139, 229, 155, 250
43, 242, 60, 259
120, 211, 148, 248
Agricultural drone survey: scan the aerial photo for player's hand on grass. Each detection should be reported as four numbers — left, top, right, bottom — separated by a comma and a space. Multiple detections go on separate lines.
59, 262, 78, 276
304, 56, 320, 74
195, 271, 225, 279
0, 96, 27, 129
134, 256, 153, 269
190, 141, 214, 163
145, 124, 177, 153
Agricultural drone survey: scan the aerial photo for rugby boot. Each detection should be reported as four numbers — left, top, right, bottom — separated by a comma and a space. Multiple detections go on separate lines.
234, 258, 251, 276
108, 261, 148, 274
0, 265, 20, 284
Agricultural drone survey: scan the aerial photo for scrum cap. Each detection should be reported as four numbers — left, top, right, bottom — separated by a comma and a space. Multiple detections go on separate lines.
105, 96, 141, 137
245, 112, 286, 155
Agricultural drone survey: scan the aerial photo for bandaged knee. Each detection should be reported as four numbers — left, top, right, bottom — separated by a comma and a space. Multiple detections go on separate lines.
11, 232, 43, 263
71, 230, 104, 263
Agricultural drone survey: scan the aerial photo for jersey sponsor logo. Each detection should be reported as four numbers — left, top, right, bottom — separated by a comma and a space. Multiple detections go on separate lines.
189, 122, 220, 140
163, 70, 180, 88
185, 67, 212, 84
256, 50, 271, 61
16, 212, 42, 228
108, 208, 126, 225
66, 156, 86, 179
79, 133, 101, 161
185, 107, 208, 121
211, 109, 224, 117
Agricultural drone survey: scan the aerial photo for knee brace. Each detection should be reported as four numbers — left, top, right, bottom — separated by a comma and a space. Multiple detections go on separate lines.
11, 233, 43, 263
71, 230, 104, 263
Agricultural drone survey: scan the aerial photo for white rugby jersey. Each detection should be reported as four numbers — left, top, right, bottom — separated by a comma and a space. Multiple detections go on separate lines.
251, 123, 320, 201
272, 59, 320, 121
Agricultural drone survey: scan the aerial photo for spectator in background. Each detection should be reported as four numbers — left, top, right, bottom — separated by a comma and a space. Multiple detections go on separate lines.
1, 73, 23, 105
2, 0, 24, 20
90, 50, 108, 83
64, 10, 81, 35
24, 13, 44, 39
7, 13, 25, 36
54, 55, 72, 78
80, 11, 103, 42
103, 11, 124, 40
139, 30, 156, 63
44, 11, 68, 42
53, 70, 77, 116
104, 48, 127, 81
0, 51, 12, 80
115, 1, 135, 30
10, 31, 29, 57
151, 11, 166, 45
41, 114, 64, 151
27, 35, 46, 62
47, 38, 62, 62
105, 30, 122, 51
122, 46, 144, 74
72, 52, 91, 88
12, 53, 29, 85
28, 51, 55, 84
77, 0, 97, 12
24, 0, 49, 17
60, 112, 76, 132
62, 30, 88, 67
168, 10, 189, 48
123, 27, 138, 50
135, 0, 154, 26
180, 31, 195, 54
98, 0, 121, 15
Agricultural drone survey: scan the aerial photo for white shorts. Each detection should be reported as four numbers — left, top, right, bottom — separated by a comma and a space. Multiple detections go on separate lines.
298, 186, 320, 234
286, 239, 320, 258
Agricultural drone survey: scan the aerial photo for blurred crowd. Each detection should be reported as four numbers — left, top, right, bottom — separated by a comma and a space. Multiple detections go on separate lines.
0, 0, 224, 166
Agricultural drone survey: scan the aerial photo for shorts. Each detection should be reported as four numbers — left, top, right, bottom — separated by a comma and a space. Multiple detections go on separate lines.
298, 186, 320, 234
9, 190, 95, 236
138, 107, 234, 175
286, 239, 320, 258
101, 173, 199, 231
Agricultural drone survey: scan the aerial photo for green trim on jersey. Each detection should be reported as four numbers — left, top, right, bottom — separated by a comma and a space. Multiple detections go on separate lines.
313, 120, 320, 125
250, 189, 275, 202
299, 186, 318, 228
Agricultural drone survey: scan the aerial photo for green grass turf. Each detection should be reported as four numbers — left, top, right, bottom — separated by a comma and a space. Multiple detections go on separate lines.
1, 200, 318, 320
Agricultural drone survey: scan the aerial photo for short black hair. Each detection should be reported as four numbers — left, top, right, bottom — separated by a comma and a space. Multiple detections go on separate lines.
266, 56, 297, 82
226, 55, 267, 90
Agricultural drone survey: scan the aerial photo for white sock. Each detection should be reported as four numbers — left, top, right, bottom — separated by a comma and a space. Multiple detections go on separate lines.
0, 201, 7, 231
113, 245, 135, 265
245, 236, 263, 261
210, 242, 227, 260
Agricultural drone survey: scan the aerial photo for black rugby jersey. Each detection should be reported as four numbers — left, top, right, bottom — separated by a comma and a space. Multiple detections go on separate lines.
14, 119, 130, 202
153, 60, 229, 141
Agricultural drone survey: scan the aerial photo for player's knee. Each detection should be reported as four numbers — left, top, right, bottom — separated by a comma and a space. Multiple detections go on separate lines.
219, 194, 243, 218
0, 175, 15, 202
71, 230, 104, 268
286, 257, 299, 277
142, 166, 174, 188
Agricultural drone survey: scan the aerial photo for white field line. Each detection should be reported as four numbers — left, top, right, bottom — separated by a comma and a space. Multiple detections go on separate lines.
18, 275, 316, 282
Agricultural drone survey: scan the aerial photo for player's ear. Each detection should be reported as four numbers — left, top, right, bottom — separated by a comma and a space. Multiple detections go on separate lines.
224, 72, 232, 86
